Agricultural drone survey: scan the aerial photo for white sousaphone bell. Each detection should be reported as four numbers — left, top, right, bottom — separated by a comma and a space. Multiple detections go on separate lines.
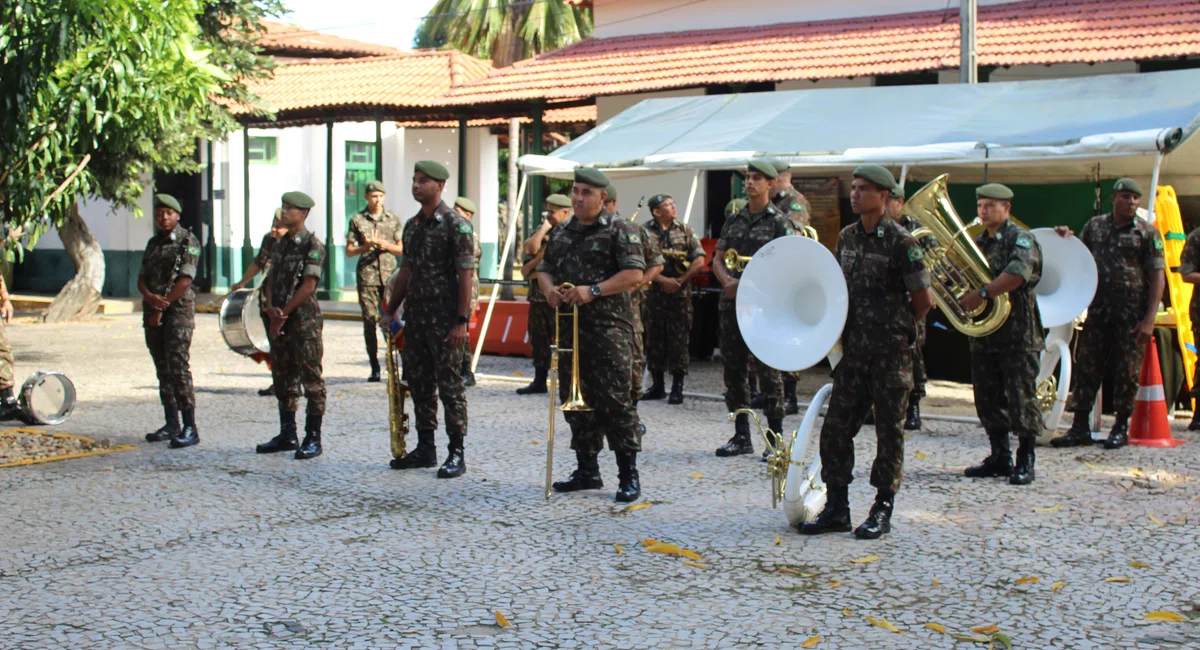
1030, 228, 1097, 441
734, 236, 849, 526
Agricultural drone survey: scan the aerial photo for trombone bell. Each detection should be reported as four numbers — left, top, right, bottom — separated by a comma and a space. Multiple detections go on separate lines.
553, 283, 592, 413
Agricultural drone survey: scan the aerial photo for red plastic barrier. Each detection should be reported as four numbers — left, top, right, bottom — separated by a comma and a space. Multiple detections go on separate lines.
469, 300, 533, 357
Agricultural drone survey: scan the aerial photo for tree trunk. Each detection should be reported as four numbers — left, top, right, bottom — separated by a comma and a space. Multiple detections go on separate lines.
45, 200, 103, 322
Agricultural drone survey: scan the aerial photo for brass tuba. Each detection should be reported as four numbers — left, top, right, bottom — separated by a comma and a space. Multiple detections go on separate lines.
382, 321, 410, 461
902, 174, 1010, 337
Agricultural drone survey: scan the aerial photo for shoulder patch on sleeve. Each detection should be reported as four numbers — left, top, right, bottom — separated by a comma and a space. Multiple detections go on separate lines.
458, 222, 473, 234
186, 245, 201, 256
790, 202, 804, 212
1015, 233, 1033, 249
307, 248, 322, 261
908, 246, 925, 262
1154, 238, 1164, 250
628, 232, 641, 244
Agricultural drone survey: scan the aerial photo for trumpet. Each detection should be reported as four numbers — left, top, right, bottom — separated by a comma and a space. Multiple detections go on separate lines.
723, 248, 753, 273
662, 249, 691, 274
544, 282, 592, 499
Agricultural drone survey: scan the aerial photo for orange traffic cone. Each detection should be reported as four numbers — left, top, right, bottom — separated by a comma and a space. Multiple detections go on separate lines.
1129, 336, 1184, 448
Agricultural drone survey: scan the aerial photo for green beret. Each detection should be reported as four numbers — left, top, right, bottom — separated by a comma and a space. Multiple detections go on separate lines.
771, 160, 791, 174
648, 194, 672, 211
281, 191, 314, 210
725, 198, 748, 218
1113, 177, 1144, 196
154, 193, 181, 213
975, 183, 1014, 200
852, 164, 896, 191
453, 196, 477, 214
889, 184, 905, 199
605, 185, 618, 201
365, 180, 386, 195
573, 166, 610, 188
545, 193, 572, 208
414, 160, 450, 181
746, 160, 779, 180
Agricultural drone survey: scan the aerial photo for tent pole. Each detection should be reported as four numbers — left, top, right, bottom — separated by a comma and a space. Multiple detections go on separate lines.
1147, 152, 1164, 223
898, 164, 910, 188
473, 173, 528, 372
682, 169, 701, 225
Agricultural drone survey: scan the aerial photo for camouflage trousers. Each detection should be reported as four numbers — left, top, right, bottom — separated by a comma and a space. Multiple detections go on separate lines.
970, 347, 1041, 440
144, 318, 195, 410
819, 352, 912, 492
358, 283, 385, 363
271, 333, 325, 416
1067, 317, 1144, 416
630, 290, 647, 401
911, 319, 927, 401
558, 315, 640, 454
720, 308, 783, 420
646, 290, 692, 376
0, 320, 13, 390
528, 300, 554, 371
402, 323, 467, 436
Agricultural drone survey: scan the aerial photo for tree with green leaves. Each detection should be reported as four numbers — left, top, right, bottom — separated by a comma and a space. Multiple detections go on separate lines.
0, 0, 280, 321
414, 0, 592, 68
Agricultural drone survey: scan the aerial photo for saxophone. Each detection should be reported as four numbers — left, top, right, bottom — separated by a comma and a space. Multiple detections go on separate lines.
383, 319, 410, 460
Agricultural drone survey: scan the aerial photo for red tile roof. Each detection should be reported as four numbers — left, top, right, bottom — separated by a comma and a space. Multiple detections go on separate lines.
394, 105, 597, 129
444, 0, 1200, 104
258, 20, 404, 58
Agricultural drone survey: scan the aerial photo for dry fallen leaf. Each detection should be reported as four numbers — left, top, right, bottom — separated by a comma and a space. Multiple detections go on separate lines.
1129, 561, 1150, 569
645, 542, 681, 556
1014, 576, 1040, 585
802, 636, 821, 648
688, 472, 704, 478
827, 581, 843, 588
1032, 505, 1062, 512
625, 502, 652, 512
1082, 460, 1103, 470
972, 625, 1000, 634
613, 545, 623, 556
1129, 467, 1145, 477
1148, 513, 1166, 527
952, 634, 992, 644
681, 561, 707, 570
865, 615, 901, 633
494, 611, 511, 628
925, 623, 946, 634
775, 535, 781, 546
640, 538, 659, 548
681, 549, 702, 561
512, 370, 524, 377
843, 608, 853, 617
1144, 611, 1186, 622
1051, 582, 1066, 592
931, 578, 941, 587
914, 451, 929, 459
1105, 577, 1131, 583
850, 554, 880, 564
530, 441, 539, 445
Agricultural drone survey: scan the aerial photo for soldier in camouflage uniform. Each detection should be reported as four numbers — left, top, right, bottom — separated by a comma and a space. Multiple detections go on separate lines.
885, 185, 927, 430
771, 160, 814, 415
383, 161, 476, 479
540, 167, 647, 503
1051, 178, 1166, 450
625, 191, 664, 429
959, 184, 1044, 486
346, 180, 403, 382
713, 161, 794, 459
799, 165, 933, 540
1176, 225, 1200, 430
641, 194, 706, 405
0, 271, 20, 420
517, 194, 572, 395
255, 191, 328, 460
453, 196, 483, 387
232, 210, 287, 396
137, 194, 201, 449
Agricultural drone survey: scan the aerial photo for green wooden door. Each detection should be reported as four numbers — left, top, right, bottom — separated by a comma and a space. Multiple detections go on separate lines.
343, 141, 377, 286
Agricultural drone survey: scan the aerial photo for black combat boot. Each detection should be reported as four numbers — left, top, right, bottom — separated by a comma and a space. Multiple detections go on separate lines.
783, 377, 799, 415
437, 435, 466, 478
391, 429, 438, 469
668, 373, 685, 405
854, 490, 895, 539
641, 372, 666, 401
1009, 437, 1036, 485
798, 484, 852, 535
367, 358, 381, 383
169, 408, 200, 448
0, 387, 21, 420
1104, 414, 1130, 450
1190, 411, 1200, 432
716, 413, 754, 457
146, 406, 181, 442
516, 368, 548, 395
964, 430, 1012, 478
761, 417, 785, 462
366, 322, 381, 382
295, 413, 323, 459
257, 384, 275, 397
553, 450, 604, 492
614, 451, 641, 502
1050, 412, 1093, 448
256, 409, 298, 453
904, 395, 922, 431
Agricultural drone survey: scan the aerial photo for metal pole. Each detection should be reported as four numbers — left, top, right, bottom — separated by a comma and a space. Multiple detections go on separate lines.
502, 118, 520, 301
458, 117, 468, 197
241, 126, 254, 273
898, 164, 910, 189
960, 0, 978, 84
682, 170, 701, 225
473, 174, 528, 373
1146, 152, 1164, 223
204, 139, 217, 289
374, 108, 383, 182
324, 120, 337, 297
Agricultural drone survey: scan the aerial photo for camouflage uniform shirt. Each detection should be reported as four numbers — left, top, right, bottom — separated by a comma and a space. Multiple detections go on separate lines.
645, 218, 705, 291
538, 211, 646, 326
266, 228, 325, 339
139, 225, 200, 327
836, 218, 931, 356
716, 204, 794, 311
400, 201, 477, 332
1177, 228, 1200, 324
1079, 213, 1166, 324
253, 232, 278, 270
773, 186, 810, 230
347, 209, 403, 286
972, 219, 1044, 352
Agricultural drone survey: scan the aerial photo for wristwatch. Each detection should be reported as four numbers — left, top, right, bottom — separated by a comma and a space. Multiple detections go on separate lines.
457, 315, 469, 324
590, 285, 603, 298
979, 286, 990, 300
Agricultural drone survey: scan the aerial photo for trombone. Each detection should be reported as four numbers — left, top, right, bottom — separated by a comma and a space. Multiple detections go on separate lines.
544, 282, 591, 499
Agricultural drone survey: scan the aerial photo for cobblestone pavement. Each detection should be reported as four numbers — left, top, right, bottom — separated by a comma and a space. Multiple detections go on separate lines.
2, 315, 1198, 649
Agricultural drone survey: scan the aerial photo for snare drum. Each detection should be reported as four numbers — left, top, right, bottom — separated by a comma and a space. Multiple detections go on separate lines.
18, 371, 77, 425
220, 288, 270, 356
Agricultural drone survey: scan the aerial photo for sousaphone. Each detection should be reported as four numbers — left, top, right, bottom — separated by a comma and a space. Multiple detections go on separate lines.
735, 236, 849, 526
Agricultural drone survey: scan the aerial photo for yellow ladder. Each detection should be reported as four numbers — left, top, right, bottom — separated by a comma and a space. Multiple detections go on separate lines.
1155, 186, 1195, 407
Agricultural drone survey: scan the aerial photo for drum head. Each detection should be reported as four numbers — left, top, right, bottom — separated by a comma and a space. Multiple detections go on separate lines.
19, 371, 77, 425
220, 288, 270, 355
242, 290, 270, 354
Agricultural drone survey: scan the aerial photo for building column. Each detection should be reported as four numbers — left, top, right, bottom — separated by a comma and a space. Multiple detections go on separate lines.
241, 125, 253, 273
322, 120, 343, 299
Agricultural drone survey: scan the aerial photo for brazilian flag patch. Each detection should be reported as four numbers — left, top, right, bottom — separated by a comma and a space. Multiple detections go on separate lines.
307, 248, 322, 261
1154, 238, 1164, 250
458, 222, 473, 234
1015, 233, 1033, 249
186, 245, 200, 256
908, 246, 925, 262
628, 233, 641, 244
790, 202, 804, 212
